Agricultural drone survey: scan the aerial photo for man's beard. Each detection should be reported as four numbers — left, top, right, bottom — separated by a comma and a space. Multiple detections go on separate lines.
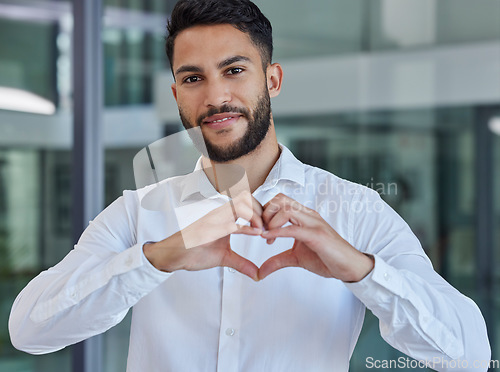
179, 89, 271, 162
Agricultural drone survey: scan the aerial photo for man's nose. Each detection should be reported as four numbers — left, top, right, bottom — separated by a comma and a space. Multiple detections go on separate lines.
203, 79, 231, 107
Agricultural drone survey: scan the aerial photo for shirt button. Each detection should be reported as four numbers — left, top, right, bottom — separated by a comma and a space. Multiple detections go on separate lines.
383, 272, 390, 281
227, 268, 236, 273
225, 328, 235, 336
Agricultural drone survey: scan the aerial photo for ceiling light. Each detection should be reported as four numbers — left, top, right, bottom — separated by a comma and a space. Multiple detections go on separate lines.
488, 116, 500, 136
0, 87, 55, 115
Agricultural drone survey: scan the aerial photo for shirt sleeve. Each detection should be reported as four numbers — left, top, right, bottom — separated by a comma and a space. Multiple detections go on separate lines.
344, 187, 491, 370
9, 190, 171, 355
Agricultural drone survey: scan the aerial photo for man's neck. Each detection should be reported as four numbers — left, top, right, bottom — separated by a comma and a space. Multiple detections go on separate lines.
201, 131, 280, 196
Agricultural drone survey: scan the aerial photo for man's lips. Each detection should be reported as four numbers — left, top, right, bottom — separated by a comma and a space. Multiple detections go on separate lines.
202, 113, 242, 130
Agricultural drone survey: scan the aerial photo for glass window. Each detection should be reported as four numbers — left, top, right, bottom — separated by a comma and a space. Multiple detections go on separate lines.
256, 0, 500, 58
0, 4, 70, 369
103, 2, 167, 106
256, 0, 365, 59
0, 18, 57, 105
436, 0, 500, 45
103, 28, 167, 106
0, 148, 73, 370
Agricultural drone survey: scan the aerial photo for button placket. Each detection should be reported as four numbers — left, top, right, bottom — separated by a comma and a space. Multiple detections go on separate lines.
216, 235, 243, 372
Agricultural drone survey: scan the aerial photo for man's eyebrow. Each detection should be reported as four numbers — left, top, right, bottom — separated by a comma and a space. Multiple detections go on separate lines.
175, 65, 203, 76
217, 55, 252, 69
174, 56, 252, 77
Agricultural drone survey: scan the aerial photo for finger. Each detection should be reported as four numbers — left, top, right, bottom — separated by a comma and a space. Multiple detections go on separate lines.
231, 192, 255, 219
222, 249, 259, 281
233, 224, 263, 235
258, 249, 298, 280
265, 208, 295, 231
231, 192, 264, 230
266, 207, 320, 233
248, 196, 264, 229
251, 194, 263, 213
262, 197, 282, 226
261, 225, 312, 243
262, 194, 308, 228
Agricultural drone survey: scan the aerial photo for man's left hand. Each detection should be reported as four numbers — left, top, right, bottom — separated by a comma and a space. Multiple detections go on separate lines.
259, 193, 374, 282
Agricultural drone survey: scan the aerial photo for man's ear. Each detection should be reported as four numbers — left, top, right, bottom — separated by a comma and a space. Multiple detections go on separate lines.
171, 82, 178, 102
267, 63, 283, 98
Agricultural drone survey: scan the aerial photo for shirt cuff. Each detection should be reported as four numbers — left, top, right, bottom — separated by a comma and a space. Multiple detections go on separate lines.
107, 242, 172, 290
344, 254, 464, 360
343, 254, 402, 306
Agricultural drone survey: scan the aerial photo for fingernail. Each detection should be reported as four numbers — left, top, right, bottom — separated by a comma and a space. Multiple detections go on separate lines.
261, 230, 269, 236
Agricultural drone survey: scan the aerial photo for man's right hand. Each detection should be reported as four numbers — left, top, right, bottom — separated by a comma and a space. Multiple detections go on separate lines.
143, 191, 263, 281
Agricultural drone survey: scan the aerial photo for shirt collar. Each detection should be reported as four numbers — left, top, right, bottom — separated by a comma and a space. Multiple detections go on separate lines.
179, 144, 305, 202
179, 165, 218, 202
258, 144, 305, 192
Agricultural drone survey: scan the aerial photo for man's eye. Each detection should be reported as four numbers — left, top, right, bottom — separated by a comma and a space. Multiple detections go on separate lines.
227, 67, 244, 75
183, 76, 201, 84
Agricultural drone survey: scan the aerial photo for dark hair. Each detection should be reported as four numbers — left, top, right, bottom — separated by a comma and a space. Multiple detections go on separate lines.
166, 0, 273, 71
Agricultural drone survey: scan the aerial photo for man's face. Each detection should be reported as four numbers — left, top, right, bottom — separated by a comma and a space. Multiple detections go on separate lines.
171, 24, 272, 162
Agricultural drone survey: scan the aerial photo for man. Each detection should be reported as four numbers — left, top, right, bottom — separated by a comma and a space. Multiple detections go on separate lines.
9, 0, 490, 371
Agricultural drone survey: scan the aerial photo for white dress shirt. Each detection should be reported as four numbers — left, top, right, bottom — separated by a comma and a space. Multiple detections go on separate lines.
9, 145, 490, 371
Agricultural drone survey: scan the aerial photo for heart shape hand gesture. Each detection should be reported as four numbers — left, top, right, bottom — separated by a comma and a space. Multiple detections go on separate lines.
143, 192, 374, 283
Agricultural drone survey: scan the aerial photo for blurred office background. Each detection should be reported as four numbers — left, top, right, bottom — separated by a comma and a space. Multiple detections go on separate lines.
0, 0, 499, 371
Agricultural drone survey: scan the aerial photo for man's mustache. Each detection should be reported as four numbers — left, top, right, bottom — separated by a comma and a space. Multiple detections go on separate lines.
197, 105, 250, 126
